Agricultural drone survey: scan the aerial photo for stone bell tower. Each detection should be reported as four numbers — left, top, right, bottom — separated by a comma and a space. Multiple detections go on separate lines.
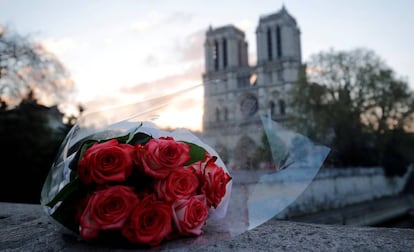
202, 6, 302, 169
255, 5, 302, 112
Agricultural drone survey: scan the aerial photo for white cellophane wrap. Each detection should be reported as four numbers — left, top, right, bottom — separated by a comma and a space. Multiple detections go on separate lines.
40, 84, 330, 249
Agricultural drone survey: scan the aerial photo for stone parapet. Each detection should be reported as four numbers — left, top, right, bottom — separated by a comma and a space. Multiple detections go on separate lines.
1, 202, 414, 251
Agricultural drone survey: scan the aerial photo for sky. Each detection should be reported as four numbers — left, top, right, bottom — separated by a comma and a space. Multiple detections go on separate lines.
1, 0, 413, 131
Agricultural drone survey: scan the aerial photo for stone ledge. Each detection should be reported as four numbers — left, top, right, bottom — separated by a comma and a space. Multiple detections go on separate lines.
1, 202, 414, 251
287, 195, 414, 226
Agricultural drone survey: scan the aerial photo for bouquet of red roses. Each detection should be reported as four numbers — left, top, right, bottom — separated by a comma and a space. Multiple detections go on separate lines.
40, 85, 330, 249
41, 122, 232, 247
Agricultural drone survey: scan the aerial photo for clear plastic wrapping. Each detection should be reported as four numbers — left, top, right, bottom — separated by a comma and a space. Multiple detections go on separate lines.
41, 84, 330, 249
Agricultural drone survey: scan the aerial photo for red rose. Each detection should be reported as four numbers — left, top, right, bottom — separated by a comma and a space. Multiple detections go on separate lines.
201, 156, 232, 208
136, 137, 190, 179
172, 195, 209, 236
155, 167, 199, 203
122, 194, 173, 246
79, 186, 138, 240
188, 152, 211, 176
78, 139, 135, 184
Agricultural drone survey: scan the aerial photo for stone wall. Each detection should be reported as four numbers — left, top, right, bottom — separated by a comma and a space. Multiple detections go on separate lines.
276, 166, 413, 219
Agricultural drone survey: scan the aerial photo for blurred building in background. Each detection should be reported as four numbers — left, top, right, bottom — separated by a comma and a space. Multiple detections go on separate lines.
202, 6, 302, 169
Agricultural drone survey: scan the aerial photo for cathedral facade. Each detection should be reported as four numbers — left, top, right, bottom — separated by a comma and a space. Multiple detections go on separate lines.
202, 6, 302, 169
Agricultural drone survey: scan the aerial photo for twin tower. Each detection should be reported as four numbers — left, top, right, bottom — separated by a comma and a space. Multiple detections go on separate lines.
201, 6, 302, 169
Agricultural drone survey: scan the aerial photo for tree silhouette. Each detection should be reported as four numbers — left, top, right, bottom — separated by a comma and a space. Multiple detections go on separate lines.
0, 93, 72, 203
0, 25, 74, 108
290, 48, 414, 175
0, 26, 80, 203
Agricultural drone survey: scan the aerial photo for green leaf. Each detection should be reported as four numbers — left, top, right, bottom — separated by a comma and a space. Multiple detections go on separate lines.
116, 123, 145, 144
69, 139, 98, 170
69, 170, 77, 181
182, 141, 207, 166
128, 132, 152, 145
50, 189, 82, 233
50, 203, 79, 233
115, 132, 132, 144
80, 140, 98, 158
46, 178, 81, 208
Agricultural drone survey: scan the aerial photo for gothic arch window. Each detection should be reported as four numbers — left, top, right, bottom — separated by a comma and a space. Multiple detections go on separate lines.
276, 25, 282, 58
277, 69, 283, 81
240, 94, 258, 117
238, 40, 243, 66
222, 39, 228, 68
267, 27, 273, 61
235, 135, 256, 169
269, 101, 275, 117
215, 107, 221, 121
213, 40, 219, 71
279, 99, 286, 115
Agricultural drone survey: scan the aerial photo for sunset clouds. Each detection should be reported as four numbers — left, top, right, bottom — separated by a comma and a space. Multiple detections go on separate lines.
41, 37, 89, 57
130, 11, 193, 33
2, 1, 412, 131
